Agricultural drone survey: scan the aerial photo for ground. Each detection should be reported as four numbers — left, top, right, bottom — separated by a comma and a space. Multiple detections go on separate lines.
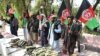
17, 26, 100, 56
0, 25, 100, 56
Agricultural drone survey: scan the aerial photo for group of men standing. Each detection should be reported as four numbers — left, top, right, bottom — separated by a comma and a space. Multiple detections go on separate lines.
23, 12, 82, 56
0, 11, 82, 56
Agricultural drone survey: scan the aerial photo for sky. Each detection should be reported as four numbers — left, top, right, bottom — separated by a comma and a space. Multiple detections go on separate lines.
73, 0, 96, 7
53, 0, 100, 7
31, 0, 100, 8
31, 0, 36, 8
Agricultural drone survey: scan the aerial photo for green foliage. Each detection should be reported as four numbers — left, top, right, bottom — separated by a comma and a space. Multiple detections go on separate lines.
0, 0, 31, 17
31, 0, 52, 16
31, 0, 43, 14
0, 0, 31, 27
71, 8, 78, 16
52, 5, 59, 14
0, 0, 7, 16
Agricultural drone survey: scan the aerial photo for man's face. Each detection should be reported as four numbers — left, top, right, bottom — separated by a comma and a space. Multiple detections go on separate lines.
36, 15, 42, 20
48, 17, 53, 22
68, 18, 71, 23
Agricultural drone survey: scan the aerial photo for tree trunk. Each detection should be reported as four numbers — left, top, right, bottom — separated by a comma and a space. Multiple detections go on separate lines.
43, 0, 48, 17
22, 0, 27, 11
70, 0, 73, 15
93, 0, 100, 11
66, 0, 71, 15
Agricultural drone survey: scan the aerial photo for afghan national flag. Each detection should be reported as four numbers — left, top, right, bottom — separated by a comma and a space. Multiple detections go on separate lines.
76, 0, 99, 30
58, 0, 70, 22
76, 0, 94, 23
86, 17, 99, 30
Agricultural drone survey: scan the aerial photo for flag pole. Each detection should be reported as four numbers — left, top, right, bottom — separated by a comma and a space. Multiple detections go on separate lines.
64, 0, 71, 15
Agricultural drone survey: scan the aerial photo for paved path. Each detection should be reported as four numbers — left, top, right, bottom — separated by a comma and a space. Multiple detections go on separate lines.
72, 49, 100, 56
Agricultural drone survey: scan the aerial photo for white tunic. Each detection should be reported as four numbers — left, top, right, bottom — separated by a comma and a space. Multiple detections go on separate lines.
48, 24, 54, 48
0, 20, 4, 26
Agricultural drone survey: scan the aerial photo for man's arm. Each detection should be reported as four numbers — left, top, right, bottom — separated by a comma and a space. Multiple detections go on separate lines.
54, 25, 61, 33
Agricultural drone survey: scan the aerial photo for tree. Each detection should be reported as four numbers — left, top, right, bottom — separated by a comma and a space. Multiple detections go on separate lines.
93, 0, 100, 10
0, 0, 8, 17
0, 0, 31, 18
32, 0, 52, 17
0, 0, 31, 27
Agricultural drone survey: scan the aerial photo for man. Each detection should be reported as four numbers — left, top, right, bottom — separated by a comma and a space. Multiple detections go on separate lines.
38, 14, 49, 46
5, 14, 18, 36
62, 16, 82, 56
62, 16, 74, 55
75, 19, 82, 53
48, 15, 61, 52
28, 14, 39, 44
53, 18, 61, 52
22, 11, 29, 41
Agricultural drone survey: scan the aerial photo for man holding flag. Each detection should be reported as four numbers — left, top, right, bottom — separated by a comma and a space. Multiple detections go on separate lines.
57, 0, 71, 55
58, 0, 83, 55
57, 0, 81, 55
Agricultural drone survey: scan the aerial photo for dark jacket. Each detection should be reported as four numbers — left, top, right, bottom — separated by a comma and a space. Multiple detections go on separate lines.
43, 22, 50, 37
27, 17, 39, 33
5, 17, 18, 36
53, 20, 61, 40
32, 18, 39, 33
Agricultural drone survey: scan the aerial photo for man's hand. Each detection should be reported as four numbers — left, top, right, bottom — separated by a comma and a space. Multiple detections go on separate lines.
68, 30, 72, 33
